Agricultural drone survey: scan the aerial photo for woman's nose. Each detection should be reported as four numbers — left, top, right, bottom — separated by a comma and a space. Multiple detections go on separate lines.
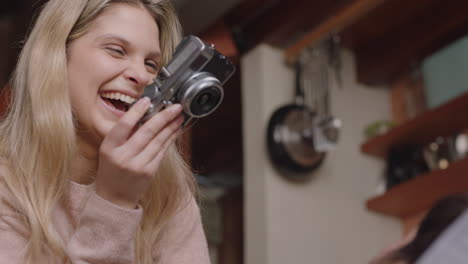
124, 62, 153, 89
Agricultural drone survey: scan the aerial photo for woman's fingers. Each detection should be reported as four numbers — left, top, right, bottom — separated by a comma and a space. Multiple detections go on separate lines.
126, 104, 183, 153
145, 123, 182, 173
104, 97, 151, 146
136, 114, 184, 166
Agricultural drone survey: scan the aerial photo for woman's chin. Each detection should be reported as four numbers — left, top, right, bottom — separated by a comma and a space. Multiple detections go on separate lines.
95, 121, 115, 141
75, 120, 114, 149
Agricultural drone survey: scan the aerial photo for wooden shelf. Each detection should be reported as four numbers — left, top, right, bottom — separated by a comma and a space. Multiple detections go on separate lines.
366, 157, 468, 218
361, 92, 468, 159
363, 92, 468, 219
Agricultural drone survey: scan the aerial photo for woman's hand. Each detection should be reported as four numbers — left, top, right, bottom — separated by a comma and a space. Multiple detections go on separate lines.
95, 97, 184, 209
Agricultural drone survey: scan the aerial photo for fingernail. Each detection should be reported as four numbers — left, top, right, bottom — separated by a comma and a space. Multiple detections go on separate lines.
169, 104, 183, 113
138, 97, 151, 109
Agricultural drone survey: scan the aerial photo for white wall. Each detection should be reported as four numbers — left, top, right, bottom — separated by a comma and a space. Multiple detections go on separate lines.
241, 44, 401, 264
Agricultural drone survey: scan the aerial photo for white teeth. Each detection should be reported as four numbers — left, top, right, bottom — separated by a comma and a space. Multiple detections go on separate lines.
101, 92, 136, 104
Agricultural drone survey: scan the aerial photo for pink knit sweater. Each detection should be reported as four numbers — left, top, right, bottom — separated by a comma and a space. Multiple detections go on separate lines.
0, 176, 211, 263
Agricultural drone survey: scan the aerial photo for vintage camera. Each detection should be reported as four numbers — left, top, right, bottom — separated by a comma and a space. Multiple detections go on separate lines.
138, 35, 236, 123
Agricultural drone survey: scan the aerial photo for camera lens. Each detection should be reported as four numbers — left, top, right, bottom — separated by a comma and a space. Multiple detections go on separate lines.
198, 94, 210, 105
190, 87, 222, 116
179, 72, 224, 118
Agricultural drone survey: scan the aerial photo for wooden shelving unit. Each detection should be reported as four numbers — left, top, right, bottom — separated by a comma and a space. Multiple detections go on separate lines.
362, 92, 468, 159
366, 157, 468, 218
362, 92, 468, 218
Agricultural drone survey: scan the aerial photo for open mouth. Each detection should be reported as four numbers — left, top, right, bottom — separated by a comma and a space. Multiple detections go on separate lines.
100, 92, 137, 112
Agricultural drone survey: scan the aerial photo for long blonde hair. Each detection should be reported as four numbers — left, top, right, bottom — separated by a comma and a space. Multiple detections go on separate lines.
0, 0, 195, 263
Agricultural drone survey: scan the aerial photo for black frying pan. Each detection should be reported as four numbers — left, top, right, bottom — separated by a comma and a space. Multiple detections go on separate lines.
266, 61, 325, 180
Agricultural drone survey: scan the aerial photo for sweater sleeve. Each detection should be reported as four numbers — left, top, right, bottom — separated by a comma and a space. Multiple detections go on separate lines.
0, 171, 35, 262
0, 170, 143, 264
0, 209, 30, 261
0, 169, 208, 264
153, 197, 211, 264
67, 191, 143, 264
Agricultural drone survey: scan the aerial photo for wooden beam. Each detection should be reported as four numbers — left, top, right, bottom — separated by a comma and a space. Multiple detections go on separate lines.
341, 0, 440, 50
224, 0, 270, 26
354, 0, 468, 85
254, 0, 350, 47
200, 20, 239, 64
228, 0, 349, 52
284, 0, 386, 64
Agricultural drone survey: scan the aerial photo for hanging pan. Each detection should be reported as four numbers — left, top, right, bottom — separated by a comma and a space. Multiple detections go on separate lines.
266, 60, 325, 180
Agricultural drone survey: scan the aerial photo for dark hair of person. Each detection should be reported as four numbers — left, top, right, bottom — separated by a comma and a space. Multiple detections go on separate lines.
383, 193, 468, 264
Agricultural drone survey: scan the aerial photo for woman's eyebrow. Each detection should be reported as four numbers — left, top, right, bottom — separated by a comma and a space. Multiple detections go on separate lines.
97, 33, 162, 58
147, 50, 162, 60
97, 33, 131, 46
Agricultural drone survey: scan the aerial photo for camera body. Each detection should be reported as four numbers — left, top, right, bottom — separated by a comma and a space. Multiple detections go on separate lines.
138, 35, 236, 122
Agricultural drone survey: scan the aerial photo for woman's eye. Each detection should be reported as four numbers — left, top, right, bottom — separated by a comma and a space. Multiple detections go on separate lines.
106, 46, 125, 56
145, 61, 158, 72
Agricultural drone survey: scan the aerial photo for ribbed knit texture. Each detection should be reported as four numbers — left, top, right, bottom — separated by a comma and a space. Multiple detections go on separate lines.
0, 176, 210, 264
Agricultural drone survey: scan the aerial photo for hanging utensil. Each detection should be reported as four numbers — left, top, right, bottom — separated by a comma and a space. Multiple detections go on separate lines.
327, 33, 343, 89
266, 59, 325, 180
312, 39, 342, 152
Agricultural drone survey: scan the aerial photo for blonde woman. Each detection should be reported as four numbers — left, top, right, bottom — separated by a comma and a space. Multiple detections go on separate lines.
0, 0, 210, 263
